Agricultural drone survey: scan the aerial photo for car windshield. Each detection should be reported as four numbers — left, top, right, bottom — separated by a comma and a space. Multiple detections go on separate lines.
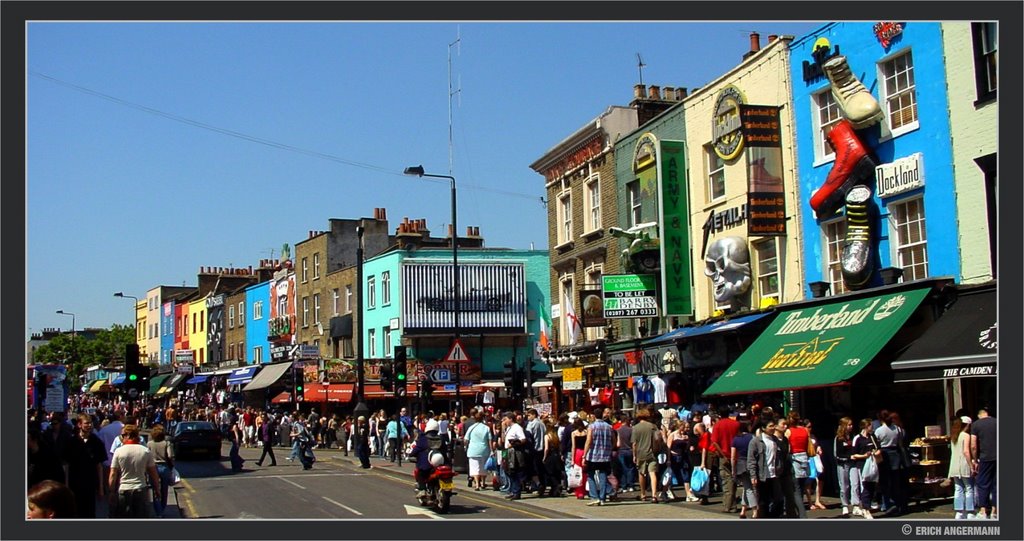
176, 421, 216, 433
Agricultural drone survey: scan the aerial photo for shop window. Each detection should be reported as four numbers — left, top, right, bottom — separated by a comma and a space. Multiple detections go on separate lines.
705, 144, 726, 201
823, 218, 849, 295
889, 196, 929, 281
585, 174, 602, 233
813, 89, 842, 163
754, 239, 780, 305
627, 181, 641, 227
879, 50, 919, 138
972, 22, 997, 103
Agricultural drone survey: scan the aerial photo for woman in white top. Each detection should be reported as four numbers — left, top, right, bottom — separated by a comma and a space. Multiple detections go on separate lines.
947, 416, 975, 519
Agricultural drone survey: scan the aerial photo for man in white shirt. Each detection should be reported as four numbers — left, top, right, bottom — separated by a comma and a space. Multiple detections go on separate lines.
502, 414, 527, 500
108, 424, 159, 518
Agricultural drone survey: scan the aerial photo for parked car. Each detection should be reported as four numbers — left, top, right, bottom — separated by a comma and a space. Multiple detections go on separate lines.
172, 421, 222, 460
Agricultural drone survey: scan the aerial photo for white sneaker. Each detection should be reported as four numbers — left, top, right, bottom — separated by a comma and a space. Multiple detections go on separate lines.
842, 506, 850, 516
862, 509, 873, 520
965, 513, 976, 520
666, 489, 677, 501
852, 506, 863, 516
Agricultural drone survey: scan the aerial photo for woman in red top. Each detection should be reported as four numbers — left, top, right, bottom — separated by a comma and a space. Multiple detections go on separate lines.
785, 411, 812, 513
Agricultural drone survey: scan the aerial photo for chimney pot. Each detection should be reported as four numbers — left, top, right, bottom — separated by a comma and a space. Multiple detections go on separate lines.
467, 226, 473, 236
768, 34, 778, 42
634, 84, 646, 99
381, 208, 387, 220
677, 87, 687, 100
648, 85, 661, 99
474, 226, 480, 236
447, 224, 453, 237
663, 86, 675, 100
749, 32, 761, 53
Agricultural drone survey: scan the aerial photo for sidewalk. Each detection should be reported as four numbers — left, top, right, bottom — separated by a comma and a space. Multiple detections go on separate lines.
320, 446, 957, 520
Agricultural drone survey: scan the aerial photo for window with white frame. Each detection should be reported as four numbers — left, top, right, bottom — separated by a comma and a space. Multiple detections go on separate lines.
560, 277, 575, 345
382, 271, 391, 305
383, 327, 392, 357
237, 302, 244, 325
313, 253, 320, 279
972, 22, 997, 100
345, 285, 352, 313
627, 181, 642, 227
333, 288, 340, 316
880, 50, 918, 134
254, 345, 263, 363
301, 257, 308, 283
889, 197, 928, 281
813, 89, 842, 161
585, 174, 601, 232
302, 296, 309, 327
228, 306, 235, 329
823, 219, 849, 295
706, 145, 726, 201
754, 239, 780, 304
313, 293, 321, 325
253, 300, 263, 320
368, 328, 377, 358
557, 192, 573, 245
367, 277, 376, 309
228, 343, 235, 360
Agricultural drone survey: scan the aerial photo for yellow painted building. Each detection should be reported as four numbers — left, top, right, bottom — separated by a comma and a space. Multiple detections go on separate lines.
188, 296, 208, 367
681, 35, 806, 320
135, 300, 147, 361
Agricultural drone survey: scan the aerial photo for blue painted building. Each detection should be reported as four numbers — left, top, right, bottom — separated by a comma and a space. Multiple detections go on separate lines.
245, 281, 271, 364
362, 248, 551, 384
790, 22, 959, 294
160, 300, 176, 368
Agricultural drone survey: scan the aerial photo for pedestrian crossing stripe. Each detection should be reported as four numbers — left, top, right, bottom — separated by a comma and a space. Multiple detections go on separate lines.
444, 339, 471, 363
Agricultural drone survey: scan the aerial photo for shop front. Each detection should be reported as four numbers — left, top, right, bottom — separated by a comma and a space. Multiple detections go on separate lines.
546, 343, 605, 415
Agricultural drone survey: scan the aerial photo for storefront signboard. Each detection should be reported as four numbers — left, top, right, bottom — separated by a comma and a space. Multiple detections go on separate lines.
602, 274, 659, 318
562, 367, 583, 390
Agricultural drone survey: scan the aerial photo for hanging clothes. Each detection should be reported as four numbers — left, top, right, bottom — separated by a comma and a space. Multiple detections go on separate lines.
649, 375, 668, 404
588, 386, 602, 406
633, 376, 654, 405
599, 385, 615, 407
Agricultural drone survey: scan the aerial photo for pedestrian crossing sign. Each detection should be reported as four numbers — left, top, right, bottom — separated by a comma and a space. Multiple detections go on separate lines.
444, 339, 471, 363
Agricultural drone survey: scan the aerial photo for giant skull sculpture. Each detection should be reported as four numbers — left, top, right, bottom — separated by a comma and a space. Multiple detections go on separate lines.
704, 236, 752, 305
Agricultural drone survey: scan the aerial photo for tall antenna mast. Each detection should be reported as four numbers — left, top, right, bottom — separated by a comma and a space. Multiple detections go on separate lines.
636, 52, 646, 86
448, 27, 462, 176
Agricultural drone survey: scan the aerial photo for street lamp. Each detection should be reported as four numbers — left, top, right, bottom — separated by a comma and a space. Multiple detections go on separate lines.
115, 292, 142, 364
352, 225, 369, 420
404, 164, 460, 414
56, 309, 76, 365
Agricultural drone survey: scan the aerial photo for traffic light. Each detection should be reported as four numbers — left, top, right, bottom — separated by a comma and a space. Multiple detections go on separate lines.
292, 365, 304, 399
380, 361, 394, 392
125, 344, 147, 393
503, 358, 518, 391
393, 346, 407, 397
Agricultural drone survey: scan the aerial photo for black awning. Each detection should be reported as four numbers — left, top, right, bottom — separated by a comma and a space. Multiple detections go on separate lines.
330, 315, 353, 338
891, 285, 997, 381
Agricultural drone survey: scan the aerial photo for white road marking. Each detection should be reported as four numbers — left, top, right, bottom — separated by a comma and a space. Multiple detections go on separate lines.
403, 504, 444, 520
277, 477, 306, 489
322, 497, 363, 516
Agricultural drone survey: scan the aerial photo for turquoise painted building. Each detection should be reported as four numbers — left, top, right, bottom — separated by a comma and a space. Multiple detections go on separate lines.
362, 247, 550, 380
790, 22, 959, 294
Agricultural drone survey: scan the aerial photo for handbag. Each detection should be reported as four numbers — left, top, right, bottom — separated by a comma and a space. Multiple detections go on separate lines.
861, 456, 879, 482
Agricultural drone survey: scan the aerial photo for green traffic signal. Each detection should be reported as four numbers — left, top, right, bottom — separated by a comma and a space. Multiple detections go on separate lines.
128, 374, 138, 381
396, 373, 406, 381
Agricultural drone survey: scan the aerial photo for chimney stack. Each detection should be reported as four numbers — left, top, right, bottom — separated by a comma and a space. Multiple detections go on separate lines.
634, 84, 646, 99
677, 87, 687, 100
380, 208, 387, 221
768, 34, 778, 43
663, 86, 675, 100
749, 32, 761, 54
474, 226, 480, 236
648, 85, 661, 100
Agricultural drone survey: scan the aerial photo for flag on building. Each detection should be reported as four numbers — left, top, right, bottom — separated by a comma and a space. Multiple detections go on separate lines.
564, 290, 582, 345
538, 301, 552, 352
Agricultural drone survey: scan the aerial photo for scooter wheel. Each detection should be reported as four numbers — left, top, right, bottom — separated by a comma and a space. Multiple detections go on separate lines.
434, 492, 451, 514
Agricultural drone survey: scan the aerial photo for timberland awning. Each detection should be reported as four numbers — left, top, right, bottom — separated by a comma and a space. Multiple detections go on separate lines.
704, 288, 931, 396
226, 366, 260, 386
891, 286, 997, 383
148, 374, 170, 395
241, 362, 293, 392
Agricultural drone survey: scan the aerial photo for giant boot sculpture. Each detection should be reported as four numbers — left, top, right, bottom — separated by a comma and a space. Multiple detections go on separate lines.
841, 184, 874, 289
811, 119, 877, 218
823, 55, 883, 129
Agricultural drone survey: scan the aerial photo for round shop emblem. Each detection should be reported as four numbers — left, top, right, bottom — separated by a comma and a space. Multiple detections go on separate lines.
712, 85, 746, 161
872, 294, 906, 321
978, 323, 997, 350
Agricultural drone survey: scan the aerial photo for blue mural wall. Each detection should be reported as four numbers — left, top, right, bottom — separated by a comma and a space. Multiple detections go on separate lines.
245, 282, 271, 364
790, 22, 959, 292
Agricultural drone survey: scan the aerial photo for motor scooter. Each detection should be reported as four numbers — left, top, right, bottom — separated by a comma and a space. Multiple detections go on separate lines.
415, 463, 457, 514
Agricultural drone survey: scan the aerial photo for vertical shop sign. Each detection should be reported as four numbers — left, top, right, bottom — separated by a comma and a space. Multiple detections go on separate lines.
657, 139, 693, 316
742, 104, 787, 236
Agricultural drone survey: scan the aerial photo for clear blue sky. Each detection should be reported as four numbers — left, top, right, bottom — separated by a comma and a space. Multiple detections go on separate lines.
27, 21, 825, 336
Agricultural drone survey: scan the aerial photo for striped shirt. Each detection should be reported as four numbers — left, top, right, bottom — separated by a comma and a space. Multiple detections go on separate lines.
585, 419, 615, 463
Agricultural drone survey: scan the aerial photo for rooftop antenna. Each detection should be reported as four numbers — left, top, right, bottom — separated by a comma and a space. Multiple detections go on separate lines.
448, 26, 462, 176
636, 52, 646, 86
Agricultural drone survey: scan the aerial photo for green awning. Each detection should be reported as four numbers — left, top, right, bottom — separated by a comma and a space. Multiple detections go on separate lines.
704, 288, 931, 396
148, 374, 171, 395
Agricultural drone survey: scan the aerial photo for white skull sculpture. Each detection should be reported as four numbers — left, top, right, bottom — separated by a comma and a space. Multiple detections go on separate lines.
704, 236, 752, 304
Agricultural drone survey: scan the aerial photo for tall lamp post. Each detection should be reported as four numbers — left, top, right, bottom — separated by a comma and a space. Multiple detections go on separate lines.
352, 225, 370, 419
56, 309, 76, 367
114, 291, 140, 349
404, 165, 460, 414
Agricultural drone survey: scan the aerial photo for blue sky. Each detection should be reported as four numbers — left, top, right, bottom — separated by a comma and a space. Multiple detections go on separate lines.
27, 21, 825, 335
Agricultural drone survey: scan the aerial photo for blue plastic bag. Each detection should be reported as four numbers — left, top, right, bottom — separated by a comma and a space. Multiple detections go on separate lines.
484, 454, 498, 471
690, 467, 709, 495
